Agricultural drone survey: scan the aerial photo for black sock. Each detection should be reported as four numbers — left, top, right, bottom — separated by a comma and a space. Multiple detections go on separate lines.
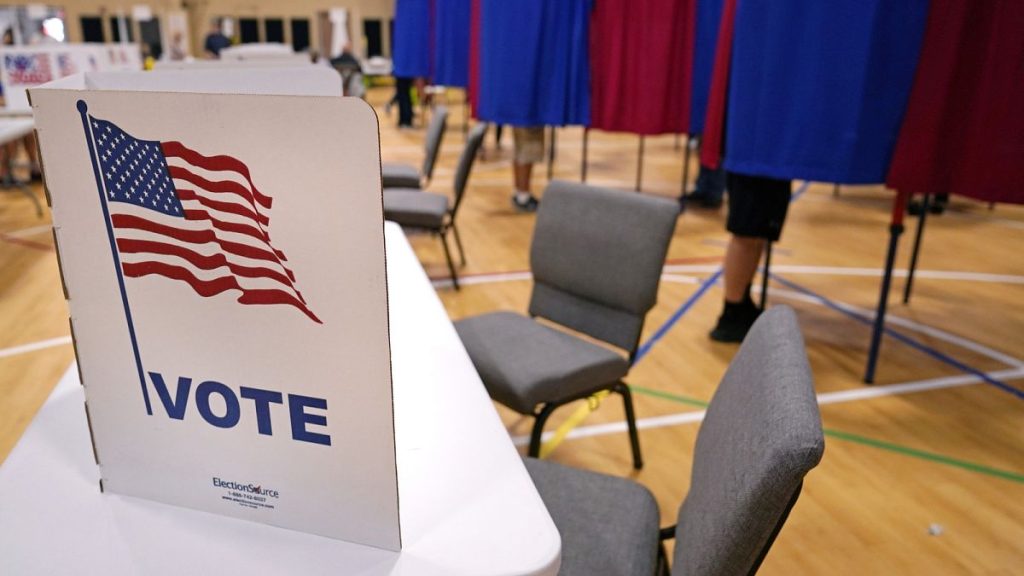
743, 284, 755, 306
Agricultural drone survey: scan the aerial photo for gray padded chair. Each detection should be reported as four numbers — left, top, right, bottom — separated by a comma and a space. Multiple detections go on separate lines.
524, 306, 825, 576
382, 106, 449, 189
383, 122, 486, 289
455, 181, 679, 468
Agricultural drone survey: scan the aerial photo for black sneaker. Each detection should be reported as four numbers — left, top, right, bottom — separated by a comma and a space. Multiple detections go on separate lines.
512, 194, 539, 213
684, 189, 724, 209
908, 197, 948, 216
709, 300, 762, 343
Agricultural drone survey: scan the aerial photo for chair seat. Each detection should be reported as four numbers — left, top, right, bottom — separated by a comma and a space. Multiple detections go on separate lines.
381, 162, 422, 189
383, 190, 449, 229
454, 311, 629, 413
524, 458, 660, 576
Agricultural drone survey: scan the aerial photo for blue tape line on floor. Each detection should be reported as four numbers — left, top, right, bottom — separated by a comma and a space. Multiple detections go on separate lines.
791, 180, 810, 201
771, 273, 1024, 401
636, 269, 722, 363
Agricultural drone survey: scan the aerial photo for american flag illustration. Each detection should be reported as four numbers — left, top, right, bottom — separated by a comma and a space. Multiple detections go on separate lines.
57, 53, 77, 77
5, 53, 52, 84
84, 111, 321, 324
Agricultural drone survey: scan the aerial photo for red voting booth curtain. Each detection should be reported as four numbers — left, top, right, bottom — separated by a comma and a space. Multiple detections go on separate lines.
589, 0, 696, 135
467, 0, 480, 114
699, 0, 736, 168
887, 0, 1024, 204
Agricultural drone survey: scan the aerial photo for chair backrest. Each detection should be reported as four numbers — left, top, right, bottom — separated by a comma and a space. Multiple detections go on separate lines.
528, 181, 678, 354
421, 106, 449, 183
450, 122, 487, 216
673, 306, 825, 576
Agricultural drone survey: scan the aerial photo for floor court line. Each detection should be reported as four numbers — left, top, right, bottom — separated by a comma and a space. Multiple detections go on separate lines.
2, 224, 51, 238
662, 263, 1024, 285
512, 371, 1024, 484
643, 279, 1024, 376
750, 285, 1024, 369
427, 255, 725, 286
426, 256, 1024, 383
511, 367, 1024, 448
635, 269, 722, 362
434, 269, 1023, 366
772, 274, 1024, 400
0, 336, 72, 359
0, 233, 52, 252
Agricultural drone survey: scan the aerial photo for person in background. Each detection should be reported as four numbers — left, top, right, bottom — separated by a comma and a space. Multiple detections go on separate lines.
168, 31, 187, 61
330, 42, 364, 98
684, 162, 726, 209
203, 19, 231, 59
511, 126, 543, 212
390, 77, 414, 128
28, 23, 58, 44
709, 173, 792, 342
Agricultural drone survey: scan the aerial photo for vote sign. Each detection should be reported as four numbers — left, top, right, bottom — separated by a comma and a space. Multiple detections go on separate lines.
30, 79, 400, 550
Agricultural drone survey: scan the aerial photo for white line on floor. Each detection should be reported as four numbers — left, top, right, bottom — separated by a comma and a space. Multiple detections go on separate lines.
2, 224, 52, 239
510, 367, 1024, 447
662, 263, 1024, 285
0, 336, 72, 359
431, 271, 533, 288
761, 287, 1024, 369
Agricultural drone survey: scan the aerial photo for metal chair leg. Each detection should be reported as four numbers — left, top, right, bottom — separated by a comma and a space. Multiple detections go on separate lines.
528, 404, 559, 458
451, 223, 466, 267
616, 382, 643, 470
439, 229, 460, 290
656, 542, 671, 576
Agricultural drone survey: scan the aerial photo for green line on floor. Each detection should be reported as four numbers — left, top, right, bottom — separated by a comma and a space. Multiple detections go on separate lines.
630, 385, 709, 408
821, 428, 1024, 484
630, 385, 1024, 484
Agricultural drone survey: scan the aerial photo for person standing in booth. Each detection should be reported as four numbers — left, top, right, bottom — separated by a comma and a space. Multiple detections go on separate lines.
702, 0, 928, 342
511, 127, 543, 212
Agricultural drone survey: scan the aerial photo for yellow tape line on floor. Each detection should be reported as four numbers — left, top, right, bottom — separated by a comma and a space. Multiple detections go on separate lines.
538, 390, 611, 459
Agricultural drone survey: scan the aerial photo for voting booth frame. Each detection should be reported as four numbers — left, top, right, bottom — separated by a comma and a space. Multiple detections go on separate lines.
29, 68, 402, 550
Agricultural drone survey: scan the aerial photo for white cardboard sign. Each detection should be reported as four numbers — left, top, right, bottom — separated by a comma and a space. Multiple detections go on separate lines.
28, 72, 400, 550
0, 43, 144, 111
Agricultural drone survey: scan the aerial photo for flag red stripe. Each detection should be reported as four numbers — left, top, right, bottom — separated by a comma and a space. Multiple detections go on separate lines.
161, 141, 273, 209
122, 261, 321, 323
116, 238, 299, 293
183, 209, 269, 243
181, 207, 288, 269
112, 213, 287, 269
178, 188, 270, 226
167, 166, 271, 217
238, 289, 320, 323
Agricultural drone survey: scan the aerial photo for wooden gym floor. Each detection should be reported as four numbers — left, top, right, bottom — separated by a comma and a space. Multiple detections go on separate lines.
1, 86, 1021, 573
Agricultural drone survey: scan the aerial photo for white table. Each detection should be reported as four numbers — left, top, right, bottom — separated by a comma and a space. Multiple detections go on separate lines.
0, 116, 42, 217
0, 222, 561, 575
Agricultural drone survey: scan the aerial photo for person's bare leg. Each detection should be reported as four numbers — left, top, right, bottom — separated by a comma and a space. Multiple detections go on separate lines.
514, 162, 533, 194
711, 234, 765, 342
723, 235, 764, 303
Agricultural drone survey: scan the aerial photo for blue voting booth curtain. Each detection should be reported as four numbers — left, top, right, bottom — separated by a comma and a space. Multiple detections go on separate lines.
723, 0, 928, 184
689, 0, 724, 136
476, 0, 591, 126
393, 0, 433, 78
434, 0, 470, 87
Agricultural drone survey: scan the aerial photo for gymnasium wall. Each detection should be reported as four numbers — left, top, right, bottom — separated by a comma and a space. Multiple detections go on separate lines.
0, 0, 395, 59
